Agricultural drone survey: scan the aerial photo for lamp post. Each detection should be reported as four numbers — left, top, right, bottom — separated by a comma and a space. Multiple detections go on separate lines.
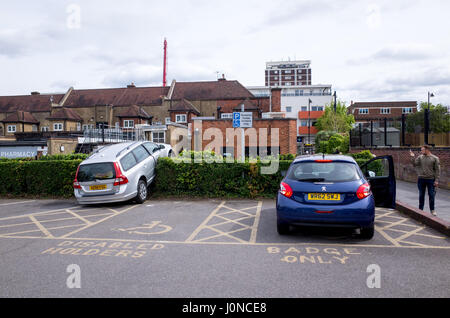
333, 91, 337, 113
424, 92, 434, 145
308, 98, 312, 147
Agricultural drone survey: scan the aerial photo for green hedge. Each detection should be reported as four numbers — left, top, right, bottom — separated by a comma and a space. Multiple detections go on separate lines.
0, 151, 379, 199
0, 160, 82, 197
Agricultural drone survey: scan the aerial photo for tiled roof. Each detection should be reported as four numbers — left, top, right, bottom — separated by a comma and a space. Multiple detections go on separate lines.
171, 80, 254, 101
47, 108, 83, 122
1, 111, 40, 124
349, 101, 417, 109
117, 105, 153, 119
63, 87, 170, 107
0, 94, 64, 113
169, 99, 201, 115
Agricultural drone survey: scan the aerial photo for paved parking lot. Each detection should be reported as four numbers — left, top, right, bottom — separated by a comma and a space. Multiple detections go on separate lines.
0, 198, 449, 297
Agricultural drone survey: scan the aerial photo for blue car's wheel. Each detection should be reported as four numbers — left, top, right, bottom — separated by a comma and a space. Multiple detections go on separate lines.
360, 225, 374, 239
277, 220, 290, 235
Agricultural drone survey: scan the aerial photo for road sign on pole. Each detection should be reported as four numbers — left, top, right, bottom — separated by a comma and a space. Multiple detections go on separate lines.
233, 112, 253, 128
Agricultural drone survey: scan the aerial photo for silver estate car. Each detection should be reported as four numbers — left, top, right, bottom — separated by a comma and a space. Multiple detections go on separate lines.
73, 141, 173, 205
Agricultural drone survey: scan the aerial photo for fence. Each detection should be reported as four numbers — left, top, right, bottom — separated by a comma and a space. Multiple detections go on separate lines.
350, 115, 450, 148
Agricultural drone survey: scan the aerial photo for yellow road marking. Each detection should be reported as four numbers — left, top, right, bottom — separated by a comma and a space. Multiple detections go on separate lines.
375, 226, 401, 247
185, 201, 226, 242
0, 200, 36, 206
395, 226, 428, 243
250, 201, 263, 244
0, 235, 449, 249
0, 224, 84, 236
29, 215, 54, 238
0, 212, 114, 230
65, 209, 93, 225
58, 205, 138, 238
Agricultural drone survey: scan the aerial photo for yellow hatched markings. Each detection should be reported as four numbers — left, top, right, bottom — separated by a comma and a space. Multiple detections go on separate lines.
0, 206, 134, 239
374, 208, 448, 247
185, 201, 263, 244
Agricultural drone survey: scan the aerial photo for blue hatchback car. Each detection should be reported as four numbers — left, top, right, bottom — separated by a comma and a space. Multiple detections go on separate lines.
276, 154, 396, 239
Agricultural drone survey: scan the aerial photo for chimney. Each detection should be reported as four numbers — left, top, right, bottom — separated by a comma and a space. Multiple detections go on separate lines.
218, 74, 226, 81
31, 91, 40, 95
271, 88, 282, 113
127, 83, 136, 88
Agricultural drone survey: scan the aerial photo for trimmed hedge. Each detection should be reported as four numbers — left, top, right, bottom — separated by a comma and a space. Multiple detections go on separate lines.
153, 158, 292, 198
0, 160, 82, 198
0, 151, 380, 199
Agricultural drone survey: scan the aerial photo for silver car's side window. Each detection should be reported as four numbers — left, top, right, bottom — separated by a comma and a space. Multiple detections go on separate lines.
143, 142, 158, 154
132, 146, 150, 163
121, 152, 138, 171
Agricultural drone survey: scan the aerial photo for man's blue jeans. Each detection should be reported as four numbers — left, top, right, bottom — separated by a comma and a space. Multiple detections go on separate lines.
418, 178, 436, 211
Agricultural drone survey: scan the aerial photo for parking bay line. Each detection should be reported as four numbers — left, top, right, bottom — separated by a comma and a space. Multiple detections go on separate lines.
0, 200, 36, 206
0, 234, 449, 249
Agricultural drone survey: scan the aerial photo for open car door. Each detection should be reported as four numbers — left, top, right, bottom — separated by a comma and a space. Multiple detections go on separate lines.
360, 156, 396, 208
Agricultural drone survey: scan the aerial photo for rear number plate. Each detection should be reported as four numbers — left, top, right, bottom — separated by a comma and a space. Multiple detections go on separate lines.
308, 193, 340, 201
89, 185, 107, 191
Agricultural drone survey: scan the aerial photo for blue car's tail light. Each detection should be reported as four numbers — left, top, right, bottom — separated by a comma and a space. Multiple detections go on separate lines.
356, 183, 371, 199
280, 182, 293, 198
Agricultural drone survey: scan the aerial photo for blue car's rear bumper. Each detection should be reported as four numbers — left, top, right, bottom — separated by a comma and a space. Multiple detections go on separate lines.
276, 193, 375, 228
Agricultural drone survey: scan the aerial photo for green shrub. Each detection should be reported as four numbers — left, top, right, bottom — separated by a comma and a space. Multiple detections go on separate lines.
0, 160, 82, 197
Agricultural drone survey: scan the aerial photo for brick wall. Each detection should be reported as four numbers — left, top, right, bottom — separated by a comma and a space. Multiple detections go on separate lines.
192, 118, 297, 158
350, 147, 450, 190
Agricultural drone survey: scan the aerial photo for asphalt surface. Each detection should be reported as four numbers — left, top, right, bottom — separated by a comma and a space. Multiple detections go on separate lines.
0, 198, 449, 298
396, 180, 450, 222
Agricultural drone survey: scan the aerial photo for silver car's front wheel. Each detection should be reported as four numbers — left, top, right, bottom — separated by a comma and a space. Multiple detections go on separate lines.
136, 180, 147, 204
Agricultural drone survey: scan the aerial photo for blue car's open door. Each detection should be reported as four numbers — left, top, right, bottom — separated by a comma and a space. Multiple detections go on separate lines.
360, 156, 396, 208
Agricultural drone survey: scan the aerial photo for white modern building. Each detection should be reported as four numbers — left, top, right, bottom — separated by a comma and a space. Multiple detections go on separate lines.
265, 60, 312, 86
247, 85, 333, 146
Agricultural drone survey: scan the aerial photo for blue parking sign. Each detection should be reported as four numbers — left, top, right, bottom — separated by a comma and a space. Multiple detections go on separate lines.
233, 112, 241, 128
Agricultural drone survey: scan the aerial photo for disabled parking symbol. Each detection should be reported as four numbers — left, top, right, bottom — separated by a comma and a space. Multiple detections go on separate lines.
113, 221, 172, 236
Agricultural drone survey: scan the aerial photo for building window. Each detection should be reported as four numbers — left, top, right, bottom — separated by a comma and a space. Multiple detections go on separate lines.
53, 123, 63, 131
165, 117, 171, 124
115, 122, 120, 129
77, 122, 81, 131
7, 125, 16, 133
124, 120, 135, 128
274, 76, 278, 80
176, 114, 187, 123
300, 120, 309, 127
312, 106, 324, 111
285, 76, 292, 80
301, 106, 308, 112
402, 107, 413, 114
359, 108, 369, 114
380, 108, 391, 114
152, 132, 165, 143
41, 126, 49, 132
285, 107, 292, 113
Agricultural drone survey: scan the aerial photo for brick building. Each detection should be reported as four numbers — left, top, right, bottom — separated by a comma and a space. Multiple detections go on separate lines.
0, 78, 291, 155
348, 101, 418, 125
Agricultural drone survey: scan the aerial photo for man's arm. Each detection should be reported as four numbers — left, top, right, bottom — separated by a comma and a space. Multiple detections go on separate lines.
410, 150, 420, 166
434, 157, 441, 186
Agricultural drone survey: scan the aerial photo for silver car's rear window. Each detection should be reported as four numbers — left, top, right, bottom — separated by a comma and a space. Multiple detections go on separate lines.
288, 162, 360, 183
78, 163, 116, 182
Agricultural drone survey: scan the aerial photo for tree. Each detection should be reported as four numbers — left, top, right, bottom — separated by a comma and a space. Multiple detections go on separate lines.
316, 100, 355, 133
406, 103, 450, 133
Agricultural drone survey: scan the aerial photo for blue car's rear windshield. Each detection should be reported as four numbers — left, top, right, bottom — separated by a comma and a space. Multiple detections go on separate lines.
287, 161, 361, 183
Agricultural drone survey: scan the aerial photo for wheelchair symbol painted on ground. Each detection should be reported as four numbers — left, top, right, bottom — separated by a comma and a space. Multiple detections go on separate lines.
113, 221, 172, 236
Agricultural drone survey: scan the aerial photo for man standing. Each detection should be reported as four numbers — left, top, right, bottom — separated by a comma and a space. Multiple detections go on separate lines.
410, 145, 441, 216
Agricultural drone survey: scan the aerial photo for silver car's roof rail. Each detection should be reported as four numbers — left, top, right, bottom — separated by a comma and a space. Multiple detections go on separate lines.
87, 145, 108, 159
116, 141, 141, 158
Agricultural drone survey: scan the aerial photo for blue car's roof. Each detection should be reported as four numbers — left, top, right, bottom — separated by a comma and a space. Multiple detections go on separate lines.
292, 154, 357, 164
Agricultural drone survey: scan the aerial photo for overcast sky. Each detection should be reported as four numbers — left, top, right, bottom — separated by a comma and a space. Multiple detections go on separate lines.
1, 0, 450, 106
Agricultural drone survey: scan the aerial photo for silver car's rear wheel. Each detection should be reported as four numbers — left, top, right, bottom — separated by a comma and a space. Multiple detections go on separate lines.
136, 180, 147, 204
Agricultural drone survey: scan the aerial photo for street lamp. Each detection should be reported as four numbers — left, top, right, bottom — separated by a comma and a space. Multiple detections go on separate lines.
333, 91, 337, 113
424, 92, 434, 145
308, 98, 312, 146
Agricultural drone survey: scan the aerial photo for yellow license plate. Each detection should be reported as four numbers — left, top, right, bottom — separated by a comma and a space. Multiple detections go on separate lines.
89, 185, 107, 191
308, 193, 340, 201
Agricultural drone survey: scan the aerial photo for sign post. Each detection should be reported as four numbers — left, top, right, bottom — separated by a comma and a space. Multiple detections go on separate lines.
233, 109, 253, 162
